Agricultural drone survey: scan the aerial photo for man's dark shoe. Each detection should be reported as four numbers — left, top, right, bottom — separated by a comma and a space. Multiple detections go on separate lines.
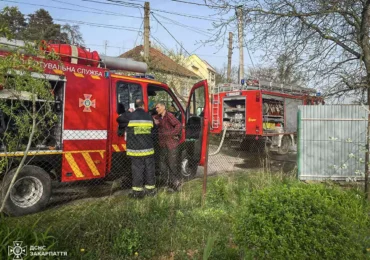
146, 189, 157, 197
128, 191, 145, 199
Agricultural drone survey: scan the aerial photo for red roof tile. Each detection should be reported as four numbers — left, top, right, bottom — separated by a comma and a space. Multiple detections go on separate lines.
119, 45, 199, 78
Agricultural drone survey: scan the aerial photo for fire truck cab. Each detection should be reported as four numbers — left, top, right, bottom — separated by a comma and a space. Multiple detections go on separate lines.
211, 80, 323, 154
0, 39, 210, 216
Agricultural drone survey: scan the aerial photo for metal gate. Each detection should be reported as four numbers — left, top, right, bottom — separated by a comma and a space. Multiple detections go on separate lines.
298, 105, 368, 181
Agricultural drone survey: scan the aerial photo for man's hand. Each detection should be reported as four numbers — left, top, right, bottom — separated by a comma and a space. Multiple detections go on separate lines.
153, 118, 159, 125
128, 108, 134, 112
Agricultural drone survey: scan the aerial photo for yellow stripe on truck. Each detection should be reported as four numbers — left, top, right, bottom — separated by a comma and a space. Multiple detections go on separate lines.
65, 153, 84, 178
74, 73, 84, 78
91, 75, 101, 80
53, 69, 64, 75
112, 144, 120, 152
82, 152, 100, 176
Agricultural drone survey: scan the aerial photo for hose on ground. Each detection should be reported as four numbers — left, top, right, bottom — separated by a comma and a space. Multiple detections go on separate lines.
209, 124, 228, 156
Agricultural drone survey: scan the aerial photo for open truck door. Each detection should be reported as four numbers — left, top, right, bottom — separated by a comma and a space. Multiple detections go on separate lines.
181, 80, 210, 179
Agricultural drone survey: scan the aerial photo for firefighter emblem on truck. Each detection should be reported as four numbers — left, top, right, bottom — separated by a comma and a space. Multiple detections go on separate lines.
79, 94, 96, 112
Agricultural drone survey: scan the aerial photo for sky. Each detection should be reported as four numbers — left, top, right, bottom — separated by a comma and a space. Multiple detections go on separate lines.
0, 0, 257, 72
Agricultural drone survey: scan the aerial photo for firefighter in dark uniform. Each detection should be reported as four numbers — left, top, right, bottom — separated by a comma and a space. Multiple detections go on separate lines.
126, 100, 156, 198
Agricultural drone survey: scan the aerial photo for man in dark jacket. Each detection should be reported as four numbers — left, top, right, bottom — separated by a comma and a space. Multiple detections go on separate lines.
126, 100, 156, 198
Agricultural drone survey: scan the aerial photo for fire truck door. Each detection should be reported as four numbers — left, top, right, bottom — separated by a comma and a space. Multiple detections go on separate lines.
185, 80, 210, 166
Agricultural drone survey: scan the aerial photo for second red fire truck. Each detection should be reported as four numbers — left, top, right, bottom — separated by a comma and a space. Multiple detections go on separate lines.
210, 80, 324, 154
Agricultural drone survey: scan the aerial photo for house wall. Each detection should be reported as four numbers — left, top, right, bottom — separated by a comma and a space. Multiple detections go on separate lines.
185, 55, 216, 94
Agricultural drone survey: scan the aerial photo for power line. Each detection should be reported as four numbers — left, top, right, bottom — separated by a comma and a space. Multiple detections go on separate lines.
151, 12, 191, 56
151, 13, 215, 79
81, 0, 141, 7
51, 0, 132, 16
134, 20, 144, 47
107, 0, 143, 6
151, 8, 219, 22
244, 38, 255, 68
54, 18, 141, 32
81, 0, 220, 22
150, 35, 170, 53
153, 12, 213, 36
171, 0, 231, 8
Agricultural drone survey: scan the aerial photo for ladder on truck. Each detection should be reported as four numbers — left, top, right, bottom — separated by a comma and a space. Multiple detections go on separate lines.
211, 84, 220, 129
216, 80, 317, 96
252, 80, 316, 95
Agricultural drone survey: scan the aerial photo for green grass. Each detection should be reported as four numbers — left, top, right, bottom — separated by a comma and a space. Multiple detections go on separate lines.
2, 171, 370, 260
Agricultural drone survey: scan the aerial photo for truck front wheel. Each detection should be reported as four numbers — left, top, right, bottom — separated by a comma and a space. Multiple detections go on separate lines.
1, 166, 51, 216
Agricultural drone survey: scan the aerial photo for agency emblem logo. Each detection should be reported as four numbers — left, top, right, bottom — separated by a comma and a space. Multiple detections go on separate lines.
8, 241, 27, 260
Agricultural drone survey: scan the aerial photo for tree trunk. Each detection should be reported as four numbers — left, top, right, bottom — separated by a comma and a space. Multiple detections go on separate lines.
366, 87, 370, 200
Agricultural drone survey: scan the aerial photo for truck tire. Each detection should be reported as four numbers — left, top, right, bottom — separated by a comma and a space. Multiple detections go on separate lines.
277, 135, 291, 155
180, 150, 198, 181
1, 165, 51, 216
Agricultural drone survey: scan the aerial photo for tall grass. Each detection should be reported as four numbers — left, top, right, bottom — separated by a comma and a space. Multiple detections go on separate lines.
2, 170, 369, 259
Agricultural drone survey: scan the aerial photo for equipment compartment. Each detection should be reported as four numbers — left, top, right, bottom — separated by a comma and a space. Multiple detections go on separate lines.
223, 97, 246, 130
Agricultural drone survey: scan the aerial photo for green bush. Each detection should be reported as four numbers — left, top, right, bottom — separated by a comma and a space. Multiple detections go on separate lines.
234, 183, 370, 259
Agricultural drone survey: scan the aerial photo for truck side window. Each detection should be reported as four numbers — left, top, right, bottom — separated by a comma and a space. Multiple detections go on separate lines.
116, 81, 143, 113
189, 87, 205, 117
147, 85, 182, 122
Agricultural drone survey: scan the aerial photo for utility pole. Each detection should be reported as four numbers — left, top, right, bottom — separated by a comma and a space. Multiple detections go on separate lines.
236, 5, 244, 84
144, 2, 150, 60
104, 40, 108, 55
227, 32, 233, 82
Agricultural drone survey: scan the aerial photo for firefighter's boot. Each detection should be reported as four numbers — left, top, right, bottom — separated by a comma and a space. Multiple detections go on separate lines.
145, 188, 157, 197
129, 190, 145, 199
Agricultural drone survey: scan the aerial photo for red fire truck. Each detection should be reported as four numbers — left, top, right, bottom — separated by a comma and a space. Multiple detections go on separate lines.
0, 38, 209, 216
210, 80, 323, 154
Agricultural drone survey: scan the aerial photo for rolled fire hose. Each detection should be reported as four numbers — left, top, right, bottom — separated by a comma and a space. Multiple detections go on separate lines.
209, 124, 228, 156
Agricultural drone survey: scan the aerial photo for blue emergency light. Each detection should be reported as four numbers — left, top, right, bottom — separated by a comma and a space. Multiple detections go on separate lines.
104, 71, 110, 78
316, 92, 321, 97
241, 79, 245, 85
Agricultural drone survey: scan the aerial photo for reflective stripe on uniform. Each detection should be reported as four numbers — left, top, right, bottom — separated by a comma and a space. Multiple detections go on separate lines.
128, 120, 153, 127
127, 148, 154, 157
134, 127, 151, 135
132, 187, 144, 191
145, 185, 155, 190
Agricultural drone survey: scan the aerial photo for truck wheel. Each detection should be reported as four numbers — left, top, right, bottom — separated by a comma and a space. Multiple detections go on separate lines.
277, 135, 291, 155
180, 150, 198, 181
1, 166, 51, 216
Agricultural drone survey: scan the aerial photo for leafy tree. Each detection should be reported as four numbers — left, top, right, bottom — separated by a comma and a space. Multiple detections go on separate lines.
207, 0, 370, 100
215, 64, 238, 84
0, 6, 26, 39
60, 24, 84, 46
23, 9, 62, 42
